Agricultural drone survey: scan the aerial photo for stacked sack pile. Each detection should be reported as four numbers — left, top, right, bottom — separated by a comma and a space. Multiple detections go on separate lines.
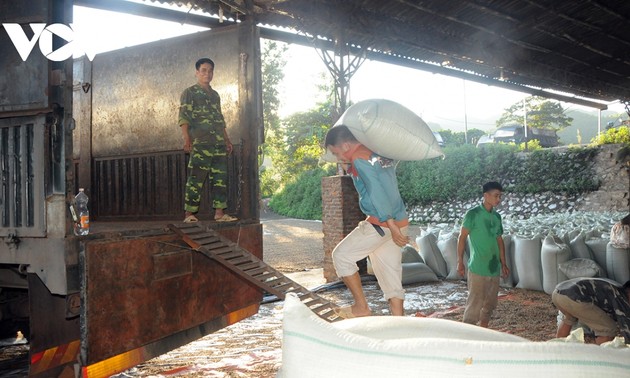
391, 211, 629, 292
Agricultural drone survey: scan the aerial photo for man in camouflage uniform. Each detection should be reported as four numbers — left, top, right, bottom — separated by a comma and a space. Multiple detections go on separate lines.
179, 58, 237, 223
552, 277, 630, 344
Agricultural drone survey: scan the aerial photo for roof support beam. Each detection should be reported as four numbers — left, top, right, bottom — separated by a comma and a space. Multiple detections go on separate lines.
261, 28, 608, 110
74, 0, 233, 28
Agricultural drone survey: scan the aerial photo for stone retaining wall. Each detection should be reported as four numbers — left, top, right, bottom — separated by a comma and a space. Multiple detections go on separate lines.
409, 144, 629, 224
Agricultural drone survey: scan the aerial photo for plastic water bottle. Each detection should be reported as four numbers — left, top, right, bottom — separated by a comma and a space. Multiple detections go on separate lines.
74, 188, 90, 236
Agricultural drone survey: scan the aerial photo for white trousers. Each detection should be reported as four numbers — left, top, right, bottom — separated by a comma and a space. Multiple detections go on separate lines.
332, 221, 406, 300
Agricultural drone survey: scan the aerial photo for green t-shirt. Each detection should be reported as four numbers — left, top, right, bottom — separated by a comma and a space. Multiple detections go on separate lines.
462, 204, 503, 277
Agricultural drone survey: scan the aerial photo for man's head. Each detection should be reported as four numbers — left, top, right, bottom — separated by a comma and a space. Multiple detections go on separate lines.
195, 58, 215, 85
324, 125, 359, 162
482, 181, 503, 208
195, 58, 214, 70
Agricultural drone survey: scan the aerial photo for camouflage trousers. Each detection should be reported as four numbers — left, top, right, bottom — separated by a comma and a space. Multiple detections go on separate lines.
184, 143, 228, 213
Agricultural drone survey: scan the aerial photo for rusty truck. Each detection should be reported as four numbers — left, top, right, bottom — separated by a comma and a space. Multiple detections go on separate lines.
1, 1, 270, 376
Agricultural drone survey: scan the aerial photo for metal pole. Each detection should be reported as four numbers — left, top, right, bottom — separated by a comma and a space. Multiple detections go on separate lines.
463, 80, 468, 144
523, 98, 528, 151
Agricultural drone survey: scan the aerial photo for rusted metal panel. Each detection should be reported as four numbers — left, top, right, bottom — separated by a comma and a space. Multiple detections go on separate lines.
0, 116, 46, 237
0, 0, 49, 114
82, 223, 262, 364
89, 26, 242, 157
28, 273, 80, 378
91, 145, 241, 219
73, 56, 93, 193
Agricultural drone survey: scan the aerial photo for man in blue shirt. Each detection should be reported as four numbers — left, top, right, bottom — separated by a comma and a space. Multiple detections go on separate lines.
325, 125, 409, 318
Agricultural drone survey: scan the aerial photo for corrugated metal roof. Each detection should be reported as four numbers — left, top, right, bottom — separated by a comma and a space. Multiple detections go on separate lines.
121, 1, 630, 106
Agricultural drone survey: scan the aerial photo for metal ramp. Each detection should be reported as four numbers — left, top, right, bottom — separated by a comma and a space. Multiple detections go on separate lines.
168, 223, 342, 322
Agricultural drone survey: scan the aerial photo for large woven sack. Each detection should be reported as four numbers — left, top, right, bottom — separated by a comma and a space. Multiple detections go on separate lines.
437, 233, 466, 280
279, 294, 630, 378
585, 236, 609, 278
610, 223, 629, 249
402, 262, 439, 285
541, 235, 571, 294
322, 99, 444, 162
500, 234, 515, 288
416, 233, 448, 278
606, 242, 630, 284
514, 234, 543, 291
569, 231, 593, 260
561, 229, 581, 248
558, 258, 603, 279
401, 245, 424, 264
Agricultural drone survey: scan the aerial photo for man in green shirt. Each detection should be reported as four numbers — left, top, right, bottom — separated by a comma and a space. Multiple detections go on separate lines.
457, 181, 509, 327
179, 58, 237, 223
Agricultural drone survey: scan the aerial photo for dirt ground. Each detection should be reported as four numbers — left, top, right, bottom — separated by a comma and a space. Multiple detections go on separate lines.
259, 213, 558, 341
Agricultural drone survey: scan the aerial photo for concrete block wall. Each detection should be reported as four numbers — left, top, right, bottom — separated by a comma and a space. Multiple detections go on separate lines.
321, 175, 364, 282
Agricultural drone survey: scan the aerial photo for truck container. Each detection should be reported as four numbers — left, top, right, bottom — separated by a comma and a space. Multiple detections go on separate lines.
0, 1, 264, 376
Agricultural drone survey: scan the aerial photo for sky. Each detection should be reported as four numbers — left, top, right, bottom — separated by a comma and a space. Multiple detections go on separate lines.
72, 4, 626, 134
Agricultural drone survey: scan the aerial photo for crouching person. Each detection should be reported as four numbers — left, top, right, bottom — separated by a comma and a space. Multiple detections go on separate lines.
552, 278, 630, 344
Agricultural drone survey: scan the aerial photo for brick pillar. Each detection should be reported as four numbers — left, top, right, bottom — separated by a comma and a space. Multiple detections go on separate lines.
322, 175, 365, 282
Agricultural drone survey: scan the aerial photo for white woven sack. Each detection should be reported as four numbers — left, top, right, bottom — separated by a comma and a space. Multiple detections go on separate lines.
500, 234, 515, 288
514, 234, 543, 291
541, 234, 571, 294
585, 236, 609, 278
279, 294, 630, 378
558, 258, 603, 279
401, 245, 424, 264
416, 233, 448, 278
561, 229, 581, 248
606, 242, 630, 284
438, 233, 466, 280
507, 234, 520, 286
322, 99, 444, 162
569, 231, 593, 260
402, 262, 439, 285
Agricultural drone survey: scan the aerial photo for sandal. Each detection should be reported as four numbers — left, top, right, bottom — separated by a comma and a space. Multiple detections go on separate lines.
215, 214, 238, 222
183, 214, 199, 223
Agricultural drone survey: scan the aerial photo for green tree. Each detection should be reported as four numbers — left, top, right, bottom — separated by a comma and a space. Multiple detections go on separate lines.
260, 40, 288, 197
261, 58, 335, 197
496, 96, 573, 131
280, 100, 334, 174
591, 125, 630, 145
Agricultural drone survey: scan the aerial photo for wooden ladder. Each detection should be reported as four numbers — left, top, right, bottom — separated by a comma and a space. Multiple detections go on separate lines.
168, 223, 341, 322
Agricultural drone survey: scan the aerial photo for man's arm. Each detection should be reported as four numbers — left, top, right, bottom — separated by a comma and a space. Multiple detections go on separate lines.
457, 227, 469, 277
385, 218, 407, 247
181, 123, 192, 153
223, 128, 233, 154
179, 88, 193, 153
498, 236, 509, 278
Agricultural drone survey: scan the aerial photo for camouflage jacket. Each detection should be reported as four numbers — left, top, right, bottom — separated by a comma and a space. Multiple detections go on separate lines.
178, 84, 226, 144
556, 278, 630, 343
